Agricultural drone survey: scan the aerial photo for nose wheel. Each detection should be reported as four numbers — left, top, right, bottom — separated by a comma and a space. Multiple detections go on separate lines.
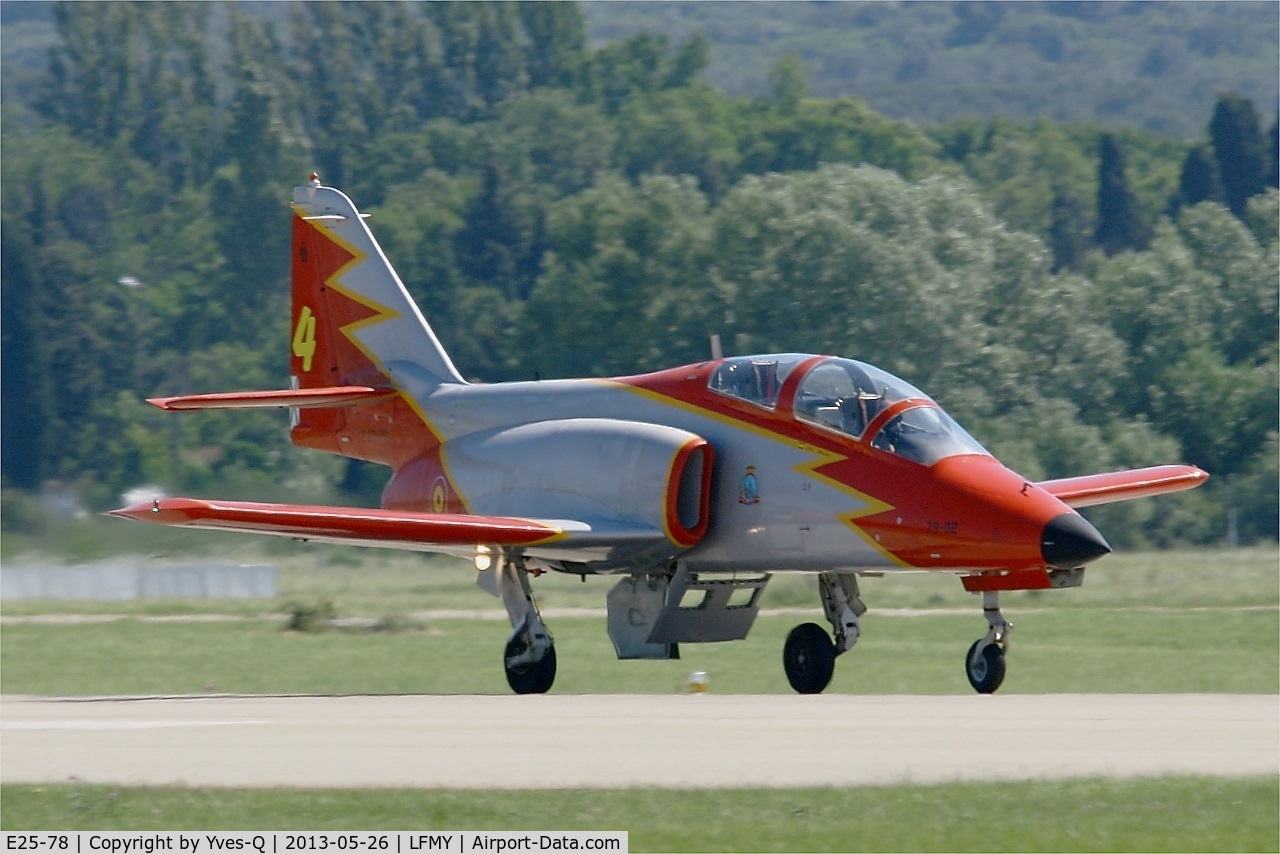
965, 590, 1011, 694
965, 639, 1006, 693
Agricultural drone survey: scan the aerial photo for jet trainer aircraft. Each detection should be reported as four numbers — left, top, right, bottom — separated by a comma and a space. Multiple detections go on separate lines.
111, 176, 1208, 695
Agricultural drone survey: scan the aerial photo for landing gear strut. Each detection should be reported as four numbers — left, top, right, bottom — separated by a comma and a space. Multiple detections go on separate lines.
965, 590, 1010, 694
495, 554, 556, 694
782, 573, 865, 694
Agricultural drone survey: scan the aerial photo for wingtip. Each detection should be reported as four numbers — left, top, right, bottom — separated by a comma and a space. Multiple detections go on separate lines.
106, 498, 184, 522
105, 500, 156, 521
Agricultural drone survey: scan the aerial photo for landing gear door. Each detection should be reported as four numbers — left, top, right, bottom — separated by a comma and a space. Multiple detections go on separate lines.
607, 575, 679, 660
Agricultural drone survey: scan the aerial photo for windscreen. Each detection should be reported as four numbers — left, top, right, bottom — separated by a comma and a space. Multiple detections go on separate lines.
869, 406, 990, 466
794, 358, 990, 464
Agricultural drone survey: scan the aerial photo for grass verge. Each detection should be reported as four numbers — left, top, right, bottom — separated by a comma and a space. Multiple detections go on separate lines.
2, 609, 1275, 696
2, 546, 1275, 618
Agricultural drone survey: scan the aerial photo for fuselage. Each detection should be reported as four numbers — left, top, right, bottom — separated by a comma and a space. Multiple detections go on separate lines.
375, 353, 1091, 575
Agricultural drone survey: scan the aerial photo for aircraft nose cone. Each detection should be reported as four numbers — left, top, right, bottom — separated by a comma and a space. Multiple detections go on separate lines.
1041, 513, 1111, 568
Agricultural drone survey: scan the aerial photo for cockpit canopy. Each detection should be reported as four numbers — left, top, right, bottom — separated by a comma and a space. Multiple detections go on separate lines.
709, 354, 990, 467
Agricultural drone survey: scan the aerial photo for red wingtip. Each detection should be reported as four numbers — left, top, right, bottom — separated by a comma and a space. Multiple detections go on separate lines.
107, 498, 191, 524
106, 501, 155, 522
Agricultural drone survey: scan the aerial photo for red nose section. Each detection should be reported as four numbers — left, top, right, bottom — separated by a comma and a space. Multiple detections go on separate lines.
859, 456, 1094, 570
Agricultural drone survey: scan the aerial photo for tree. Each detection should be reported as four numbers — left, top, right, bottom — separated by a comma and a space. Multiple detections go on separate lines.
520, 175, 715, 378
39, 3, 218, 191
1209, 93, 1267, 217
615, 86, 739, 201
665, 32, 710, 90
289, 4, 367, 188
1048, 184, 1087, 272
586, 32, 703, 114
473, 3, 525, 107
213, 14, 290, 333
1094, 133, 1150, 254
738, 96, 938, 180
0, 227, 52, 489
1175, 144, 1221, 209
767, 53, 808, 116
518, 2, 588, 90
1267, 117, 1279, 189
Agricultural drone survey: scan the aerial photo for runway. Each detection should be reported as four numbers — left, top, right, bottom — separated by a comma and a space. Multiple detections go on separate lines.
2, 693, 1276, 789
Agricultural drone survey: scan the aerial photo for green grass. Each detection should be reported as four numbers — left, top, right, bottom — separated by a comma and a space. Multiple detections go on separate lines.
3, 544, 1275, 617
2, 777, 1277, 851
3, 609, 1275, 696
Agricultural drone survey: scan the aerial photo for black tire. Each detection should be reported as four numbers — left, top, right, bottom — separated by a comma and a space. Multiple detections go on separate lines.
504, 636, 556, 694
783, 622, 836, 694
965, 640, 1006, 694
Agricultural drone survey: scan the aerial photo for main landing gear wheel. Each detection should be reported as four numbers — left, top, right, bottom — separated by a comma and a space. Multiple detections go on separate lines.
504, 636, 556, 695
493, 554, 556, 694
783, 622, 836, 694
965, 640, 1006, 694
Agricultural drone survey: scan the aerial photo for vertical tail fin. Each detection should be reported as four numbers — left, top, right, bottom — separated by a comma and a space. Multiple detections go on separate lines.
289, 176, 460, 465
290, 177, 466, 389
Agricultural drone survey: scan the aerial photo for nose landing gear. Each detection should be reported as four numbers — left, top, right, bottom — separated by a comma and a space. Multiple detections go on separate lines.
965, 590, 1011, 694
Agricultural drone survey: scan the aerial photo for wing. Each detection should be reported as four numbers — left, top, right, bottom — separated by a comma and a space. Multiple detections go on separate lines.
108, 497, 668, 563
1036, 465, 1208, 508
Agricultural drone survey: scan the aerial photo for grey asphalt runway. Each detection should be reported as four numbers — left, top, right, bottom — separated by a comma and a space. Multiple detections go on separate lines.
2, 693, 1276, 789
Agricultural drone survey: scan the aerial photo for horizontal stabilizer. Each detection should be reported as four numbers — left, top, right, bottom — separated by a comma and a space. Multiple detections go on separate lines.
1036, 465, 1208, 508
107, 498, 670, 562
148, 386, 397, 411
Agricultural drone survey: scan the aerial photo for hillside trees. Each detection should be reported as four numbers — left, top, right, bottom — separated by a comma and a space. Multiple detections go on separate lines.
39, 2, 219, 191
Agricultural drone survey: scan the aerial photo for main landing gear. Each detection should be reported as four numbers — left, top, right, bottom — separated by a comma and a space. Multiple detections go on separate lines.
783, 576, 1013, 695
493, 553, 556, 694
782, 573, 864, 694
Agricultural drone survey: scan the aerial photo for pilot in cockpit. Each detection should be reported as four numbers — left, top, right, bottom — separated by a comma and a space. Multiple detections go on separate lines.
720, 359, 779, 407
837, 364, 885, 437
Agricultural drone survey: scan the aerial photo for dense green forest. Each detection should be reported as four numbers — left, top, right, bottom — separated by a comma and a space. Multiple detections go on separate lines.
585, 1, 1279, 138
2, 1, 1276, 548
6, 2, 1277, 138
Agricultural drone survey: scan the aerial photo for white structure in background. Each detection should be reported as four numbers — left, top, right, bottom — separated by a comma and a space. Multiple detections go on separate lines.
1, 561, 277, 601
121, 485, 167, 507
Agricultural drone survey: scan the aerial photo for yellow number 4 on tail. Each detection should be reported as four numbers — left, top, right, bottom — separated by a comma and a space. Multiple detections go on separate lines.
292, 305, 317, 372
